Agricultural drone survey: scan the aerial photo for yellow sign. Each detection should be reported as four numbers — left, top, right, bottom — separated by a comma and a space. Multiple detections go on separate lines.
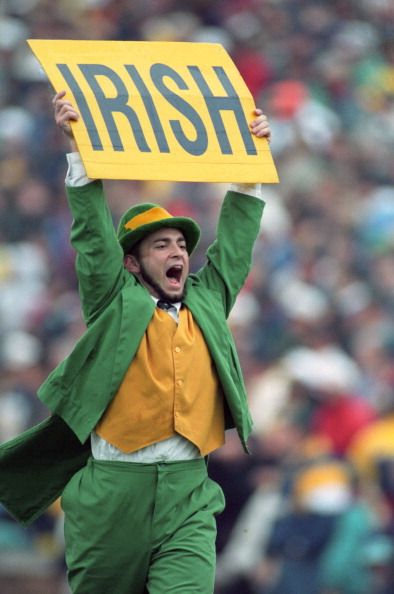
28, 40, 279, 183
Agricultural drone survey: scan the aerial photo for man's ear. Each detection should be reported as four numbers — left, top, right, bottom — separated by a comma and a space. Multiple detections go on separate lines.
123, 254, 140, 274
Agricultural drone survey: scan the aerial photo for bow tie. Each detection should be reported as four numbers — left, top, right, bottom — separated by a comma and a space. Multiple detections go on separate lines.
157, 300, 173, 311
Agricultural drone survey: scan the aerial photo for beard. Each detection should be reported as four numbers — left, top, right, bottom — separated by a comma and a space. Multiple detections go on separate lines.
139, 262, 187, 303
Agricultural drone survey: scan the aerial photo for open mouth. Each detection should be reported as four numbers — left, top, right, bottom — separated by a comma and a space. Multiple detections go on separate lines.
166, 265, 183, 285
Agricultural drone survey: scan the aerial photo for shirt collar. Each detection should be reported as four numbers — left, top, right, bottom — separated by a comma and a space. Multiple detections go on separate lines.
151, 296, 181, 314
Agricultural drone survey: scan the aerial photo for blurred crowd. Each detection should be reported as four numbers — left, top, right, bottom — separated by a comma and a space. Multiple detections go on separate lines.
0, 0, 393, 593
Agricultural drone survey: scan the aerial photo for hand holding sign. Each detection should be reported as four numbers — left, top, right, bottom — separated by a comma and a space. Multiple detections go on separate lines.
30, 40, 278, 183
249, 109, 271, 142
53, 91, 79, 146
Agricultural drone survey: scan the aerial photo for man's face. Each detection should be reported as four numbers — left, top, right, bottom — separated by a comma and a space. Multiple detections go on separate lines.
124, 227, 190, 302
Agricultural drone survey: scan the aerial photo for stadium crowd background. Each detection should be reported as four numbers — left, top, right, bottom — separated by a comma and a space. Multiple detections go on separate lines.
0, 0, 393, 592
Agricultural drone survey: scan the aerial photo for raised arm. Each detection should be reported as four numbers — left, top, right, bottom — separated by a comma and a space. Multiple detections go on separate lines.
195, 109, 271, 316
53, 91, 126, 326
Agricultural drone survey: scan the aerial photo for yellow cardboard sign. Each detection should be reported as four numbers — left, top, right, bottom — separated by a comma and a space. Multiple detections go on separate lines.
28, 40, 279, 183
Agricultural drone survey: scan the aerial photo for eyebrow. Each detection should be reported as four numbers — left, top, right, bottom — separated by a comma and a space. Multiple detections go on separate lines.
152, 234, 186, 245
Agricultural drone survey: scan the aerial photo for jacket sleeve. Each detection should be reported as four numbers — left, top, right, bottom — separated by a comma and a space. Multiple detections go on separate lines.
195, 190, 264, 318
66, 180, 129, 326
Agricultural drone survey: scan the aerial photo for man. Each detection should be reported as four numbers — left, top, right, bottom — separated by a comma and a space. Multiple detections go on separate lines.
0, 91, 271, 594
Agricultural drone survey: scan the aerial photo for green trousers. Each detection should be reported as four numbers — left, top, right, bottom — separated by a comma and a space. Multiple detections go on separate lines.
61, 457, 225, 594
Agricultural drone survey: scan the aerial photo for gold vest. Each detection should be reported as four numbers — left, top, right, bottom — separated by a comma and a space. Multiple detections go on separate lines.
95, 307, 225, 456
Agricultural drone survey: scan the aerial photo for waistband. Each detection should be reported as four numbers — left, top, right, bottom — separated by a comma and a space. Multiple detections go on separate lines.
88, 456, 207, 474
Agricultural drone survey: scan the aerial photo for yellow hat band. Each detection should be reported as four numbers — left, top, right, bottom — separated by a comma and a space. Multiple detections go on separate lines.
124, 206, 173, 231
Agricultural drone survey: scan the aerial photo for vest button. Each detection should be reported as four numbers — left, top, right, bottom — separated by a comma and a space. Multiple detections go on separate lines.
177, 379, 183, 386
174, 346, 181, 353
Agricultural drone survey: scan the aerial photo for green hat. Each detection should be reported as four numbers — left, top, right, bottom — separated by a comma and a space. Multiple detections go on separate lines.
117, 203, 201, 255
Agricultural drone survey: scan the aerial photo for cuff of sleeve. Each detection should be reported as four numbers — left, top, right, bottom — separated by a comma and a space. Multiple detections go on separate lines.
229, 183, 263, 200
65, 152, 95, 187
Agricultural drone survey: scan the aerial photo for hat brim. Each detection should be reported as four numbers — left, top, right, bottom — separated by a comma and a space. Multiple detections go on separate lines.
119, 217, 201, 255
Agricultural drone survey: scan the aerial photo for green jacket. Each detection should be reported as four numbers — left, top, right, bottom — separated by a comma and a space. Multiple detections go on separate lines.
0, 181, 264, 525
